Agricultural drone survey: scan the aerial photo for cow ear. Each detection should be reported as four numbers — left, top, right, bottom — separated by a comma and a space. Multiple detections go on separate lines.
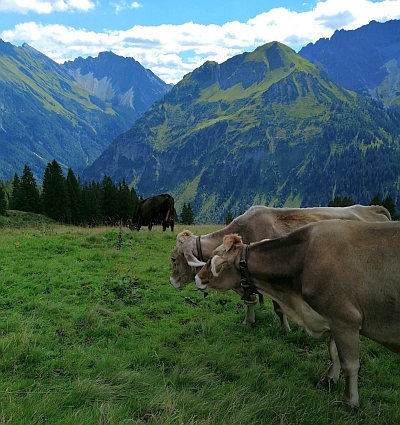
223, 234, 241, 251
211, 256, 227, 276
184, 251, 206, 267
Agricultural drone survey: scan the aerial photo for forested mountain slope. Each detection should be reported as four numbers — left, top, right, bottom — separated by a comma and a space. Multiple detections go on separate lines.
83, 41, 400, 222
0, 40, 170, 181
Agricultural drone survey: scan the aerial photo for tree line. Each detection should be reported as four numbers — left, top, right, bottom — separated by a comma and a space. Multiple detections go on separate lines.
0, 160, 198, 226
223, 193, 398, 224
1, 160, 397, 225
0, 161, 138, 226
328, 193, 399, 220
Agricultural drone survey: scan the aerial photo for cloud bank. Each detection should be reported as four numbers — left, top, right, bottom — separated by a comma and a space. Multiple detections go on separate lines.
1, 0, 400, 83
0, 0, 95, 13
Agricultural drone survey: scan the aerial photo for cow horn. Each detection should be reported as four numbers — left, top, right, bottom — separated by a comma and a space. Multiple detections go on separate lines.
211, 256, 227, 276
184, 251, 206, 267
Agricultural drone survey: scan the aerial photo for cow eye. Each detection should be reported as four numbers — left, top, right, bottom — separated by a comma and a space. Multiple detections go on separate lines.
171, 258, 176, 263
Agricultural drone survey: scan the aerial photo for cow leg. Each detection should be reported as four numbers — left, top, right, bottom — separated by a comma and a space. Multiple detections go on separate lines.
148, 223, 153, 231
272, 300, 291, 332
232, 288, 256, 325
243, 295, 258, 325
162, 220, 167, 231
330, 328, 361, 412
318, 336, 341, 389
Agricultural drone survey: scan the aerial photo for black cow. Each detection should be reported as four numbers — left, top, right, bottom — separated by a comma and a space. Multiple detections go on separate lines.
130, 194, 175, 231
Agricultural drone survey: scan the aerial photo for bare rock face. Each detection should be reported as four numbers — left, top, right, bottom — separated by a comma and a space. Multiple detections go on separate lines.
63, 51, 172, 122
299, 20, 400, 104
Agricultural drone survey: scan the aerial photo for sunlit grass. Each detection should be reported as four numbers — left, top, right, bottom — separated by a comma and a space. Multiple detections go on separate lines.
0, 215, 399, 424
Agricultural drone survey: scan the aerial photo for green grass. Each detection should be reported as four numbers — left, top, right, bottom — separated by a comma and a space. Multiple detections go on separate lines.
0, 212, 399, 424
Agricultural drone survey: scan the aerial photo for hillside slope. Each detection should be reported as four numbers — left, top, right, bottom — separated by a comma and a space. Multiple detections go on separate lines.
299, 19, 400, 107
82, 41, 400, 222
0, 40, 170, 181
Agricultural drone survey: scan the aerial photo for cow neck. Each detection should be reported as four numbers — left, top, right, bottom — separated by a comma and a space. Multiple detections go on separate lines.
239, 244, 259, 301
196, 236, 204, 262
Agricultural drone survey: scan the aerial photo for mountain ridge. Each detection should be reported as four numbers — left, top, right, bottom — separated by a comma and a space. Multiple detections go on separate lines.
299, 19, 400, 106
0, 40, 171, 181
82, 40, 400, 222
63, 51, 171, 122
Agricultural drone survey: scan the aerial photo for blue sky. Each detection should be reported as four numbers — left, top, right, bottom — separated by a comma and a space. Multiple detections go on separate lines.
1, 0, 400, 83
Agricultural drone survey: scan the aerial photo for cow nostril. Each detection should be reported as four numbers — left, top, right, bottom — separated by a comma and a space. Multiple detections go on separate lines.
169, 276, 181, 289
195, 275, 207, 290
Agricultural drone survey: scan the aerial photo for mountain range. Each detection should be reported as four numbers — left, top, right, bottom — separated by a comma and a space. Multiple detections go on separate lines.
82, 20, 400, 222
1, 19, 400, 222
299, 20, 400, 107
0, 41, 170, 181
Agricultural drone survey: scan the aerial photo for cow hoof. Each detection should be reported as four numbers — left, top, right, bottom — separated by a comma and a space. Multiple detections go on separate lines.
341, 401, 359, 414
280, 326, 291, 333
316, 376, 335, 391
242, 319, 255, 326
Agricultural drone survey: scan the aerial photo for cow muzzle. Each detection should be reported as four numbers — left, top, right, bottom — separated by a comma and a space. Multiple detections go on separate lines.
195, 275, 208, 291
169, 276, 182, 289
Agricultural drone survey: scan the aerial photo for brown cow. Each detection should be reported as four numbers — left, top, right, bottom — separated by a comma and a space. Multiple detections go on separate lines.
194, 220, 400, 411
170, 205, 390, 327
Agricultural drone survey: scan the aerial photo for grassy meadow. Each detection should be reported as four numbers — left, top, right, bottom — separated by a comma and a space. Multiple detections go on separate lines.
0, 212, 399, 424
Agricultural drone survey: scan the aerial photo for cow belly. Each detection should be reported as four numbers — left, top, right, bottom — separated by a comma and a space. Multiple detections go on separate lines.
361, 307, 400, 355
259, 288, 330, 339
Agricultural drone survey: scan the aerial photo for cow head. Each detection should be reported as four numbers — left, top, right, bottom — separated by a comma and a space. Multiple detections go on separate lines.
195, 234, 243, 293
129, 222, 141, 231
170, 230, 206, 289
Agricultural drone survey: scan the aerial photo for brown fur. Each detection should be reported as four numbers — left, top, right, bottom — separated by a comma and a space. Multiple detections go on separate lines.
196, 220, 400, 411
170, 205, 390, 328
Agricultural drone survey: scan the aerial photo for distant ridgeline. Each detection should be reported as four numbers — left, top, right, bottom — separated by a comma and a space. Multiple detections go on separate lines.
82, 36, 400, 223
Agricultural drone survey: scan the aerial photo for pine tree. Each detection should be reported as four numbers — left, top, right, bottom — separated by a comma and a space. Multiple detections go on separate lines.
224, 211, 233, 225
10, 173, 22, 210
328, 196, 355, 207
100, 175, 118, 225
20, 165, 42, 213
116, 179, 138, 224
382, 195, 397, 220
42, 160, 67, 221
0, 181, 6, 215
81, 181, 101, 226
181, 203, 187, 224
370, 192, 382, 206
66, 168, 82, 224
181, 203, 195, 225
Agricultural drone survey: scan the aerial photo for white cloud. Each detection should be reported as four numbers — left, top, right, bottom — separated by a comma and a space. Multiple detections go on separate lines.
0, 0, 96, 13
1, 0, 400, 83
112, 0, 141, 14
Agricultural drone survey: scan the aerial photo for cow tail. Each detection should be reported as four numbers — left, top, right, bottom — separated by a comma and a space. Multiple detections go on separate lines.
170, 197, 175, 230
170, 197, 175, 220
